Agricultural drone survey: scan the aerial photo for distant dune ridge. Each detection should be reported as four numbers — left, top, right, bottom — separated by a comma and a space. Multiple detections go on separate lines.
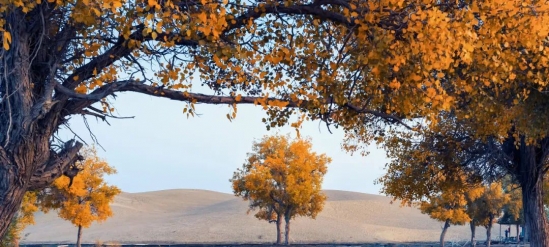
22, 189, 507, 244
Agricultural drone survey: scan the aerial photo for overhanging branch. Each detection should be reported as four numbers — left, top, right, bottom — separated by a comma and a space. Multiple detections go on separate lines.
227, 2, 354, 33
55, 80, 133, 101
118, 82, 303, 107
62, 81, 413, 130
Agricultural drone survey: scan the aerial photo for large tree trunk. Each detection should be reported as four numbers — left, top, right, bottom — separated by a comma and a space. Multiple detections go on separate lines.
0, 139, 82, 237
503, 136, 549, 247
0, 162, 27, 239
0, 9, 81, 237
517, 143, 549, 247
76, 225, 82, 247
440, 219, 450, 247
0, 11, 33, 237
524, 224, 529, 243
0, 14, 82, 236
284, 213, 291, 245
470, 220, 476, 247
276, 213, 282, 244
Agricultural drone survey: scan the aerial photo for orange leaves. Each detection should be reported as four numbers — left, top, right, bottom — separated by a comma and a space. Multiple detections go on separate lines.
268, 99, 289, 109
388, 78, 401, 90
419, 190, 471, 225
467, 182, 510, 227
190, 3, 228, 40
425, 87, 437, 100
101, 0, 124, 11
2, 31, 10, 50
147, 0, 160, 9
231, 135, 331, 222
40, 146, 120, 229
197, 12, 208, 24
6, 0, 549, 212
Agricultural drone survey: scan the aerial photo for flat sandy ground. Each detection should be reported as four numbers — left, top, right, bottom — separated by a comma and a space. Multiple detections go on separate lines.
21, 190, 516, 245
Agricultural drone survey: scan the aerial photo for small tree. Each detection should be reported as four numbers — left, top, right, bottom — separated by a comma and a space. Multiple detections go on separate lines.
231, 135, 331, 245
469, 182, 509, 247
39, 147, 120, 247
419, 185, 471, 247
464, 186, 485, 247
498, 177, 524, 243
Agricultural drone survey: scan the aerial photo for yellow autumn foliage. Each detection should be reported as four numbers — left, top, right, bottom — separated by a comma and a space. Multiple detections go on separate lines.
40, 147, 120, 228
472, 182, 509, 227
419, 191, 471, 226
4, 0, 549, 244
231, 134, 330, 225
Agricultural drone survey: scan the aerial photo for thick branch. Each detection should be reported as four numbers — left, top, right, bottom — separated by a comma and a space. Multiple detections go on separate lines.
342, 103, 413, 130
28, 140, 83, 191
119, 82, 303, 106
56, 80, 133, 101
227, 1, 353, 33
61, 81, 413, 131
59, 36, 135, 92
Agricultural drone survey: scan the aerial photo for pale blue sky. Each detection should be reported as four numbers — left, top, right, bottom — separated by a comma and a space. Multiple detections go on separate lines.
58, 93, 389, 195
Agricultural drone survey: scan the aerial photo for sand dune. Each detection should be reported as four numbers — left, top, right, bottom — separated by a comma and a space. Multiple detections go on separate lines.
21, 189, 509, 244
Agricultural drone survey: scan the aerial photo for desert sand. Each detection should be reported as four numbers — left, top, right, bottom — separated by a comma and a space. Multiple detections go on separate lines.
21, 189, 511, 244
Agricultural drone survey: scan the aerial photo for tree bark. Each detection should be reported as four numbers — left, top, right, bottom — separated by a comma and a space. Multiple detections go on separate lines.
524, 224, 529, 243
284, 213, 291, 245
440, 219, 450, 247
517, 144, 549, 247
503, 136, 549, 247
486, 218, 493, 247
470, 220, 476, 247
276, 213, 282, 244
76, 225, 83, 247
0, 165, 26, 244
516, 224, 520, 244
0, 9, 84, 237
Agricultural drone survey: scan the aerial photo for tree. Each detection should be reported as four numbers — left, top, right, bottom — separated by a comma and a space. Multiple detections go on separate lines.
3, 1, 549, 245
464, 186, 485, 247
379, 107, 549, 246
38, 147, 120, 247
0, 192, 38, 247
377, 113, 498, 247
498, 177, 524, 243
418, 186, 471, 247
231, 135, 330, 245
469, 182, 509, 247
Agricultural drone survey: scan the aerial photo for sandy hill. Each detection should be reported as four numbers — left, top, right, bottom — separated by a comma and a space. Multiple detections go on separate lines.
21, 189, 508, 244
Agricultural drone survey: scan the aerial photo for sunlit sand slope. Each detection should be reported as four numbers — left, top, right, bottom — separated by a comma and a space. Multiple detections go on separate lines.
22, 189, 506, 244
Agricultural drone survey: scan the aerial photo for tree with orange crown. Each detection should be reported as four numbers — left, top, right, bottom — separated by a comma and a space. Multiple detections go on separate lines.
3, 1, 549, 245
232, 135, 330, 245
38, 147, 120, 247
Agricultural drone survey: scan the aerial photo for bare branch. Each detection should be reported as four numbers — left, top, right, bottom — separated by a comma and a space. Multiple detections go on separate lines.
28, 140, 83, 191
